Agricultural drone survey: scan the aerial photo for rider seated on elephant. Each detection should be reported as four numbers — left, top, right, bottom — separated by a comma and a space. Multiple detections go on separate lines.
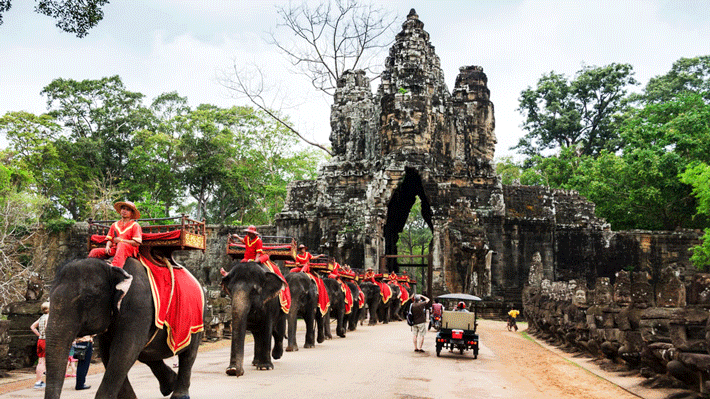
232, 225, 263, 262
88, 201, 142, 268
291, 244, 325, 274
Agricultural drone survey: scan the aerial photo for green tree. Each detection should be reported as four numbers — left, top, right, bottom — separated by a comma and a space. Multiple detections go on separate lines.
680, 162, 710, 269
515, 63, 637, 158
397, 197, 432, 283
642, 55, 710, 104
0, 0, 109, 37
124, 92, 191, 217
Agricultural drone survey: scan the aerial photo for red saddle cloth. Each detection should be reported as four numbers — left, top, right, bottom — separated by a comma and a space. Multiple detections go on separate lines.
376, 281, 392, 304
139, 254, 204, 354
391, 281, 410, 304
357, 286, 365, 309
336, 278, 353, 314
262, 259, 291, 314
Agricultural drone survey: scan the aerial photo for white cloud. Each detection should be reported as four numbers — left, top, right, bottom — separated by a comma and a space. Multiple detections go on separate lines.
1, 0, 709, 158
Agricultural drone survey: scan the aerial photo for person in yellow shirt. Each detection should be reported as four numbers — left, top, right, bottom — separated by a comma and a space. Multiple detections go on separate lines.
507, 309, 519, 331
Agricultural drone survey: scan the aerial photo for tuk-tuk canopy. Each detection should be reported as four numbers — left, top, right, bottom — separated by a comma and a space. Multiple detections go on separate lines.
436, 293, 482, 301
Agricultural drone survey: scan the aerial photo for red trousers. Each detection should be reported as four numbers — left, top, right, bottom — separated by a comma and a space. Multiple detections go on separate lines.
88, 242, 138, 268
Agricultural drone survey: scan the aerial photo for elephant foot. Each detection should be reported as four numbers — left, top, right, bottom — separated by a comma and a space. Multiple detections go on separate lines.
368, 321, 377, 326
226, 367, 244, 377
255, 362, 274, 371
272, 346, 283, 360
286, 345, 298, 352
159, 378, 176, 397
304, 342, 314, 349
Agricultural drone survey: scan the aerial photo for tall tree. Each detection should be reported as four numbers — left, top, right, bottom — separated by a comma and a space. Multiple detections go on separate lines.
42, 76, 150, 184
221, 0, 397, 156
515, 63, 637, 158
0, 0, 109, 37
642, 55, 710, 104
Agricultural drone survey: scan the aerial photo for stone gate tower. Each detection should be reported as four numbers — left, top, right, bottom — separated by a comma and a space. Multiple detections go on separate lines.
276, 9, 503, 294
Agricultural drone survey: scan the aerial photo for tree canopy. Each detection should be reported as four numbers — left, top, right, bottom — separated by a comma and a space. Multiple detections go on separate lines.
0, 0, 109, 37
0, 75, 326, 226
503, 55, 710, 242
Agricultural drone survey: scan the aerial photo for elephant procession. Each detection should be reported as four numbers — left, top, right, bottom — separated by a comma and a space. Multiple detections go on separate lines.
43, 203, 418, 399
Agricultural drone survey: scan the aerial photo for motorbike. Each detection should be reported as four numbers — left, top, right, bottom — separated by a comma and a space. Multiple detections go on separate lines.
429, 313, 442, 331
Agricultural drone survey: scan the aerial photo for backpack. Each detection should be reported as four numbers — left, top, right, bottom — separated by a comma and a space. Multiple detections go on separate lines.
406, 303, 415, 326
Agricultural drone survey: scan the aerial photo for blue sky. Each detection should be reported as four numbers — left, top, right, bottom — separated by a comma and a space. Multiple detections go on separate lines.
1, 0, 709, 159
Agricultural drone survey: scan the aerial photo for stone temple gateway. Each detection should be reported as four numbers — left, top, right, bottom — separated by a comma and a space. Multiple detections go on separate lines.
275, 10, 700, 303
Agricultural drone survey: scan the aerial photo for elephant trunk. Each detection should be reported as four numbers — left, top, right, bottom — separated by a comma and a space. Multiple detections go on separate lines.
227, 290, 250, 377
44, 312, 79, 399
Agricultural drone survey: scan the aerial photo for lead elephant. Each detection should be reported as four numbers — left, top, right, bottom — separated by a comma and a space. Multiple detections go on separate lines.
284, 272, 323, 351
221, 262, 286, 377
45, 257, 203, 399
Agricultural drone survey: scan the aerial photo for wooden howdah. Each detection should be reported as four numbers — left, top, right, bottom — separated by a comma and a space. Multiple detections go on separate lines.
226, 235, 297, 261
88, 215, 207, 252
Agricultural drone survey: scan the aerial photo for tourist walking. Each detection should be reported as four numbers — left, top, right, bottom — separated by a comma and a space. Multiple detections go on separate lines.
73, 335, 94, 390
410, 294, 430, 352
30, 301, 50, 389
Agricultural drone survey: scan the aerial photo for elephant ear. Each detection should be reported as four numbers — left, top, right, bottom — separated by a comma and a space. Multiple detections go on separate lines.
262, 272, 285, 304
110, 267, 134, 314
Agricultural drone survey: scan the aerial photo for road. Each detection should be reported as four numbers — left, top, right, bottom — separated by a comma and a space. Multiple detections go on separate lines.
0, 319, 679, 399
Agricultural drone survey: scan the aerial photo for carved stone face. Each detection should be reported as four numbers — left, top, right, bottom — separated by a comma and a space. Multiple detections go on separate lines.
573, 289, 587, 307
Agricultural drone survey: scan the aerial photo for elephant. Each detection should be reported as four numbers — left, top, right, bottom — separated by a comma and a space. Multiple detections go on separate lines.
358, 281, 382, 325
385, 282, 403, 322
322, 277, 346, 339
45, 257, 203, 399
345, 280, 362, 331
221, 261, 286, 377
284, 272, 323, 351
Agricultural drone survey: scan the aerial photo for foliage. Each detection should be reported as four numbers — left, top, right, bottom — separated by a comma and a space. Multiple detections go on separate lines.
515, 63, 637, 157
680, 163, 710, 269
642, 56, 710, 104
0, 0, 108, 37
397, 197, 432, 282
0, 162, 48, 307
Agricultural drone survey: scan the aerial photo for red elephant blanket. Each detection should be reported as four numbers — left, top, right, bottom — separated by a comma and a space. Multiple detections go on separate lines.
376, 281, 393, 304
262, 259, 292, 314
139, 255, 204, 354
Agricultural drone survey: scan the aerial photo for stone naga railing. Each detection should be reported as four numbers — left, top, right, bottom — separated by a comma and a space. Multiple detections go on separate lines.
523, 268, 710, 393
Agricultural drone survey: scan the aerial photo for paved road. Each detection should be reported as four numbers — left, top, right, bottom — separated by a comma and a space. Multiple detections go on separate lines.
0, 319, 678, 399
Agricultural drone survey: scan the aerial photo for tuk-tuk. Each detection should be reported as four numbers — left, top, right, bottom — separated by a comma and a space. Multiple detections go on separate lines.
434, 293, 481, 358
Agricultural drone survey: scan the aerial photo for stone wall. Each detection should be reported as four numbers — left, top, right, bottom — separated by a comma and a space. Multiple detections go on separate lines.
523, 243, 710, 392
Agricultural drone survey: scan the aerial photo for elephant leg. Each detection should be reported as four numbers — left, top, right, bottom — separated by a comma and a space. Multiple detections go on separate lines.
316, 311, 325, 343
145, 360, 177, 397
286, 311, 298, 352
272, 315, 285, 360
251, 330, 262, 367
336, 310, 346, 338
255, 325, 274, 370
171, 333, 201, 399
323, 309, 333, 339
304, 306, 316, 348
96, 329, 151, 399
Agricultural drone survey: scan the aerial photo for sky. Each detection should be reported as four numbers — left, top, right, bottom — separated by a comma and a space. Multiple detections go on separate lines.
1, 0, 709, 159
